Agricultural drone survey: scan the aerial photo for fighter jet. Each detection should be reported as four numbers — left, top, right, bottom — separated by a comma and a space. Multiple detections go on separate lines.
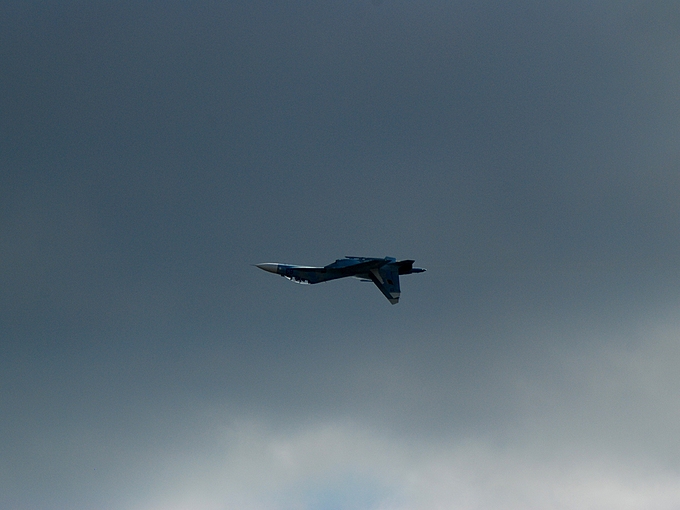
256, 256, 425, 304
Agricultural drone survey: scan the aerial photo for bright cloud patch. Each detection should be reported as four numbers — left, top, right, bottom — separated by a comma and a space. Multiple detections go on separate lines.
127, 419, 680, 510
127, 318, 680, 510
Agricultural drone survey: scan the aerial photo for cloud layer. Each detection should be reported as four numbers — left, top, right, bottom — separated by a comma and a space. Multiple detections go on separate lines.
2, 1, 680, 509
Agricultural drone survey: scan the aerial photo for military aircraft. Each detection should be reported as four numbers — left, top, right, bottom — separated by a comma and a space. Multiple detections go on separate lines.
256, 256, 425, 304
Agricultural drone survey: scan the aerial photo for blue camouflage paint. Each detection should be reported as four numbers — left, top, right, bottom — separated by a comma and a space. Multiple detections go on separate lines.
256, 257, 425, 304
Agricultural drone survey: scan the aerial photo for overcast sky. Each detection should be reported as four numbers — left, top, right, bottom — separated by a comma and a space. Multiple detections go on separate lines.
2, 1, 680, 509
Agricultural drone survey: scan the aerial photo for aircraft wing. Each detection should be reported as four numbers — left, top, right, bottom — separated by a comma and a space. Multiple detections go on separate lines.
324, 257, 387, 273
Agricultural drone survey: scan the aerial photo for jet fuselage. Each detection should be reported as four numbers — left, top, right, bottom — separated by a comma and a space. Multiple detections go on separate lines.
256, 256, 425, 304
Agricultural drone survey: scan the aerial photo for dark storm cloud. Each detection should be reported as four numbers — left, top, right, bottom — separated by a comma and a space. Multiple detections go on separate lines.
2, 1, 680, 508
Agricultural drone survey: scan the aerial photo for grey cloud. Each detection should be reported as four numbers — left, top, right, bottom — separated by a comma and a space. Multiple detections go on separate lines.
2, 1, 680, 509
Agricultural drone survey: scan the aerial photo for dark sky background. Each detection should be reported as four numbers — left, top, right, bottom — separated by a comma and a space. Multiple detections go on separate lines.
2, 1, 680, 509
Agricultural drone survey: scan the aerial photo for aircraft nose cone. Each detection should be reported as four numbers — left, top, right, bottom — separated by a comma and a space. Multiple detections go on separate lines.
256, 263, 279, 274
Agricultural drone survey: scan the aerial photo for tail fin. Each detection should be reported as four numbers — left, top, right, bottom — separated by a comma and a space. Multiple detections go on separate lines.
369, 265, 401, 304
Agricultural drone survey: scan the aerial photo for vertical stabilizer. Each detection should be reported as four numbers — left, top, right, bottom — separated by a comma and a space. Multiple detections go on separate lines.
370, 264, 401, 304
